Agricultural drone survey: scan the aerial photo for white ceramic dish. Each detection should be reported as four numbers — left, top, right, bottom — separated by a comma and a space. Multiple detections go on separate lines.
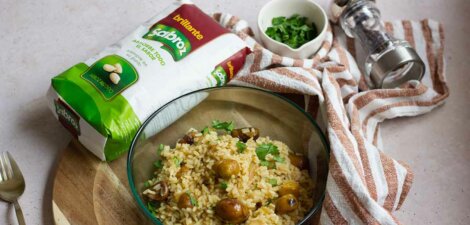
258, 0, 328, 59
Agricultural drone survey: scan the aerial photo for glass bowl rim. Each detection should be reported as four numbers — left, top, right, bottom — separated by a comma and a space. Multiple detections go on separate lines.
127, 86, 330, 225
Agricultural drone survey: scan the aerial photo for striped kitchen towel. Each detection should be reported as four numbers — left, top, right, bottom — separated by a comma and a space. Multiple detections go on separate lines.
213, 12, 448, 225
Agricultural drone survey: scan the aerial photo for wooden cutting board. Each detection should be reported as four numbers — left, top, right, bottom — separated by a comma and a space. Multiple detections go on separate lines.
52, 140, 153, 225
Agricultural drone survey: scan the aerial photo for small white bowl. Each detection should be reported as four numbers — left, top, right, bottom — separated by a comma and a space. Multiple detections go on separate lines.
258, 0, 328, 59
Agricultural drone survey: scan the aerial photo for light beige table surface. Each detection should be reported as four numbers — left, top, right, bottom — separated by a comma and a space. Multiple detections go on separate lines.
0, 0, 468, 224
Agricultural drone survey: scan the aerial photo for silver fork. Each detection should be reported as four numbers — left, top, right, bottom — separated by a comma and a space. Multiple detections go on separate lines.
0, 152, 26, 225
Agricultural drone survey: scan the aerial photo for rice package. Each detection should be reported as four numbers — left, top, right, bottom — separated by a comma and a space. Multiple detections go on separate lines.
47, 0, 249, 161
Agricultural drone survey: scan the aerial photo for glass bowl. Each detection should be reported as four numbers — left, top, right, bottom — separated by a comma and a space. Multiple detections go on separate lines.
127, 86, 329, 225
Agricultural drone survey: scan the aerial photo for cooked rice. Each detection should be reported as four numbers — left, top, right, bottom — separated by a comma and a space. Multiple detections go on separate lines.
143, 129, 315, 225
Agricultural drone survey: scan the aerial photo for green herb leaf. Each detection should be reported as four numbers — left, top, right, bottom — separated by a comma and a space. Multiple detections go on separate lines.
265, 14, 318, 49
259, 160, 276, 169
273, 155, 285, 163
268, 178, 278, 186
187, 192, 198, 206
259, 161, 270, 167
220, 181, 228, 190
236, 141, 246, 153
272, 16, 286, 25
144, 180, 151, 188
211, 120, 234, 132
147, 202, 155, 211
266, 27, 277, 37
157, 144, 164, 155
202, 126, 209, 135
173, 157, 182, 167
256, 143, 279, 161
299, 24, 311, 31
147, 201, 160, 212
266, 199, 273, 206
154, 160, 163, 169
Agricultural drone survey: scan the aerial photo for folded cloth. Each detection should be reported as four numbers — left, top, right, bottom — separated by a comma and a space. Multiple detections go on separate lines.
212, 12, 448, 225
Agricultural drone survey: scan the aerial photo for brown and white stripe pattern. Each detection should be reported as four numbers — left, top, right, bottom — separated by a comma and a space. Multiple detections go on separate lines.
212, 13, 448, 225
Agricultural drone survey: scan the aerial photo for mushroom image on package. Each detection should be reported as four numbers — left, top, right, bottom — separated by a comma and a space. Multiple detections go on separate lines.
47, 0, 249, 161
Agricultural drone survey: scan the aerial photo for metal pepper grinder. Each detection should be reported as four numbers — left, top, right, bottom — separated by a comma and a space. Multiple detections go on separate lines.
334, 0, 425, 89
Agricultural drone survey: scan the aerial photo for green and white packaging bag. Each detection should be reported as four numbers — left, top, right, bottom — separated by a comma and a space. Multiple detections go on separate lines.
47, 0, 249, 161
